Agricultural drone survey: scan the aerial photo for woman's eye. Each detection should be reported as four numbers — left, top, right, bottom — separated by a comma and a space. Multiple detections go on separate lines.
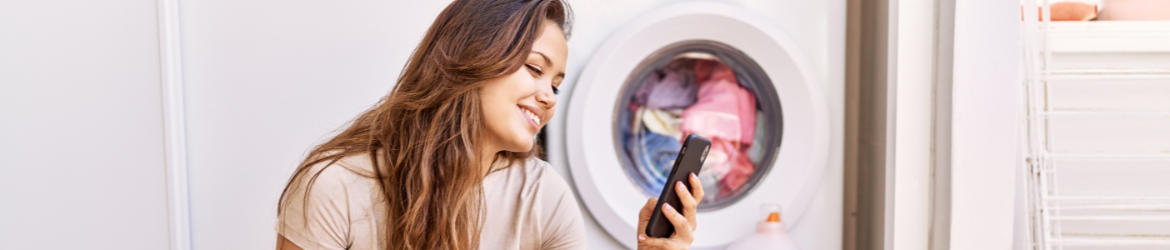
551, 85, 560, 95
525, 64, 542, 76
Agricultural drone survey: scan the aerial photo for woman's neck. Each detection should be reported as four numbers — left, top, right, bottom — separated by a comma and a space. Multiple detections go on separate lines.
479, 147, 499, 178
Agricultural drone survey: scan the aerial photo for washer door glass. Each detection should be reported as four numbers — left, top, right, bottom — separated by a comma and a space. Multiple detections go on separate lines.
616, 40, 783, 211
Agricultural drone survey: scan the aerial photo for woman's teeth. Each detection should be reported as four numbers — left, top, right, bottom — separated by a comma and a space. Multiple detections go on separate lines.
522, 108, 540, 125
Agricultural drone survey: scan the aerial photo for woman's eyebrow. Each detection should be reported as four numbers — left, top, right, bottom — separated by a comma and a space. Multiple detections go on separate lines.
531, 51, 566, 78
531, 51, 553, 68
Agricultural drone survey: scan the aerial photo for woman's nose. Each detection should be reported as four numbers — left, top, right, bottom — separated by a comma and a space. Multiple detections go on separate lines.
536, 85, 557, 109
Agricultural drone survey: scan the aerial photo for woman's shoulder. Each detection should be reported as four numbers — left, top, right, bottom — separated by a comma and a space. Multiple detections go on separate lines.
284, 153, 382, 201
303, 152, 380, 178
278, 153, 384, 249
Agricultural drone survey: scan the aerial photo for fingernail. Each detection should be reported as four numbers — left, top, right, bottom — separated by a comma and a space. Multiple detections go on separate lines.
690, 173, 697, 180
664, 203, 675, 211
638, 234, 646, 241
677, 181, 686, 189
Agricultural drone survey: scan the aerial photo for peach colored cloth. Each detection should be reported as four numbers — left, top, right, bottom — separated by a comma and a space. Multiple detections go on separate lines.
1023, 2, 1098, 21
1101, 0, 1170, 20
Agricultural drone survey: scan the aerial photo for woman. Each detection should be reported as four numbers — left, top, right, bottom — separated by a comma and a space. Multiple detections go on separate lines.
275, 0, 704, 249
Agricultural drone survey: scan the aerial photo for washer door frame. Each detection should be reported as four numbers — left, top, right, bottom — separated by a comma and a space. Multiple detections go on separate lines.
565, 2, 831, 249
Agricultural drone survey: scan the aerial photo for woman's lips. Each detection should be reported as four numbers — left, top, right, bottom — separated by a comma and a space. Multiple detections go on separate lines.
519, 106, 540, 132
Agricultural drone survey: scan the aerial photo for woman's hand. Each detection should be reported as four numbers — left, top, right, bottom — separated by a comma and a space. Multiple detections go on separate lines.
636, 173, 705, 250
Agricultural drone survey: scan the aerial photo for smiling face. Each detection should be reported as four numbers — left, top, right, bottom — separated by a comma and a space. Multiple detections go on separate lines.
478, 21, 568, 153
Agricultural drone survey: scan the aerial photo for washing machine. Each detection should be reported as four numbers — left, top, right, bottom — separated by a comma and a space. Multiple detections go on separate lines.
545, 1, 843, 249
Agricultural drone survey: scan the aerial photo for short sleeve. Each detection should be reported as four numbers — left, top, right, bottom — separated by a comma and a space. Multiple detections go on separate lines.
536, 163, 588, 250
277, 164, 356, 250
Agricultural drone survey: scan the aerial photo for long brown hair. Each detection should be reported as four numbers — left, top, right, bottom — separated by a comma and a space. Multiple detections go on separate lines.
277, 0, 570, 249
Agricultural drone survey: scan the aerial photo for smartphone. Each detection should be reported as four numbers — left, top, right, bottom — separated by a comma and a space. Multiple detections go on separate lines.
645, 134, 711, 238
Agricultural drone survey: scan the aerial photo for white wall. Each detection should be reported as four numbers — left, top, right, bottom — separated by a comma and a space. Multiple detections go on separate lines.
885, 0, 939, 248
948, 0, 1020, 248
178, 1, 450, 249
0, 0, 171, 249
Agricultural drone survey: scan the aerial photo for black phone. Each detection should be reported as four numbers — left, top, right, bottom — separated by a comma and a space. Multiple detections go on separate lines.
645, 134, 711, 238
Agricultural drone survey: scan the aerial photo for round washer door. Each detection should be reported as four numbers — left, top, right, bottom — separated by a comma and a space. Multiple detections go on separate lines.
565, 2, 830, 249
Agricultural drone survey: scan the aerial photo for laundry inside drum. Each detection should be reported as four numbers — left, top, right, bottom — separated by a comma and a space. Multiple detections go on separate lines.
615, 40, 783, 211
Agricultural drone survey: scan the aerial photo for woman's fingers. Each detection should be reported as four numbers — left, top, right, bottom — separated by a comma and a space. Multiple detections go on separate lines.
638, 237, 678, 250
637, 194, 697, 250
639, 198, 657, 223
637, 197, 657, 238
661, 203, 693, 241
674, 180, 698, 230
689, 173, 705, 203
637, 175, 705, 250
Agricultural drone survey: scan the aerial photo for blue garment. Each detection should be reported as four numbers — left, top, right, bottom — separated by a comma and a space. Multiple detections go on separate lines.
629, 129, 681, 193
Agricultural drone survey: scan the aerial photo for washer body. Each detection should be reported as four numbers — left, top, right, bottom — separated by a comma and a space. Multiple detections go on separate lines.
546, 1, 844, 249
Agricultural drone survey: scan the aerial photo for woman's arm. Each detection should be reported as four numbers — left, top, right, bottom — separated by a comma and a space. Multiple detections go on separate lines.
276, 164, 358, 250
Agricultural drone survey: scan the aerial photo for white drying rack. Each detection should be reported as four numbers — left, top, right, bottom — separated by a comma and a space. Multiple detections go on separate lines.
1021, 1, 1170, 249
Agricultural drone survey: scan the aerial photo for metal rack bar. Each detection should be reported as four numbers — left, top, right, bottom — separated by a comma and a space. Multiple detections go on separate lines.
1050, 216, 1170, 221
1049, 238, 1170, 246
1046, 74, 1170, 80
1051, 204, 1170, 210
1042, 111, 1170, 118
1047, 69, 1170, 74
1049, 153, 1170, 160
1046, 196, 1170, 201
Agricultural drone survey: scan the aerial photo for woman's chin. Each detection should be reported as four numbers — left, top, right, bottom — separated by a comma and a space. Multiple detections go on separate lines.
502, 137, 535, 153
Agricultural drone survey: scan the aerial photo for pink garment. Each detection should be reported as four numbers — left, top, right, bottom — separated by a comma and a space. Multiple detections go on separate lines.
682, 60, 757, 145
681, 60, 758, 192
703, 139, 756, 196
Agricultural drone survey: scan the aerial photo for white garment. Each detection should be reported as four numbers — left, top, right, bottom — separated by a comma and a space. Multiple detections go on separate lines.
641, 108, 685, 140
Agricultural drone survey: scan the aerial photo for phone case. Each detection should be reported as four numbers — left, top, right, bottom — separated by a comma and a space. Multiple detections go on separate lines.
645, 134, 711, 238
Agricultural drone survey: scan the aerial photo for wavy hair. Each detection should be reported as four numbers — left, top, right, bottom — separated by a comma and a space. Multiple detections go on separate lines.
277, 0, 571, 249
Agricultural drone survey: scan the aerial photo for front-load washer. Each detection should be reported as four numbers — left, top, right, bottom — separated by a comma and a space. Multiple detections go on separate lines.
553, 2, 836, 249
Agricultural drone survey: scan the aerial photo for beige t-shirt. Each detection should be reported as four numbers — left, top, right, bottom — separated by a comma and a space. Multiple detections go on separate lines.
277, 154, 587, 250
